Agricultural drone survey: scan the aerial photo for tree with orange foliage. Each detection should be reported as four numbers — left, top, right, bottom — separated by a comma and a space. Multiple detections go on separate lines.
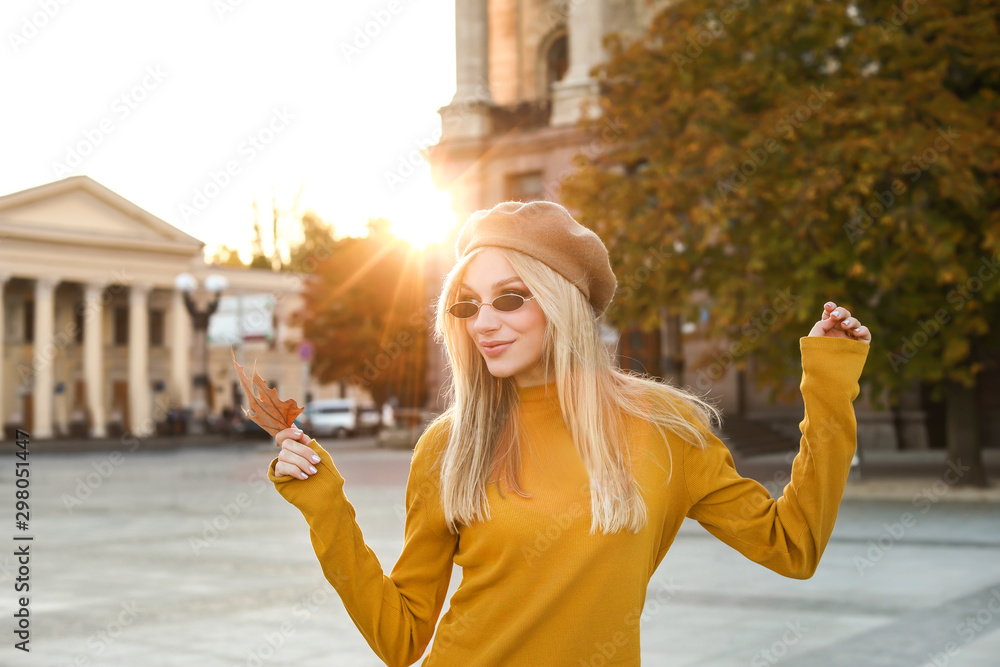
300, 219, 429, 408
562, 0, 1000, 484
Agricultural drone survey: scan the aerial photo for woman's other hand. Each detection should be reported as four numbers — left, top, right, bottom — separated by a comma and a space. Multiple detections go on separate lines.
808, 302, 872, 345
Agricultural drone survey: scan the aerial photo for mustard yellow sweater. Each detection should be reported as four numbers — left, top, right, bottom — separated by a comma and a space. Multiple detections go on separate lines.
268, 336, 869, 666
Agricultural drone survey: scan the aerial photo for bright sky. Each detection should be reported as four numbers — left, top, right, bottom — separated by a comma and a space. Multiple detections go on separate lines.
1, 0, 459, 257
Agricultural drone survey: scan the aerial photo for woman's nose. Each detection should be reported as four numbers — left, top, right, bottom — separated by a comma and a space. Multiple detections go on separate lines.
472, 303, 501, 331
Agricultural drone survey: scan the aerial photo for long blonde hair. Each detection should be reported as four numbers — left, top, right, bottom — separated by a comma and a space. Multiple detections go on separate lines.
432, 246, 721, 535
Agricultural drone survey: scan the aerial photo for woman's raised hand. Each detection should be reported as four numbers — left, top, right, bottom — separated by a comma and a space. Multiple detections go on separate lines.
274, 427, 322, 480
808, 302, 872, 345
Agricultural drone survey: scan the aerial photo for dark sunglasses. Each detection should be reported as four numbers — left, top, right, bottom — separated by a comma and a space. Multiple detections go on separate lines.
446, 293, 536, 319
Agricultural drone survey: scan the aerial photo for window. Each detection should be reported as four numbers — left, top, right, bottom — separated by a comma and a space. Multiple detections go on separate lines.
149, 309, 165, 347
505, 171, 545, 202
23, 301, 34, 343
114, 307, 128, 346
74, 306, 84, 344
545, 32, 568, 93
114, 307, 163, 346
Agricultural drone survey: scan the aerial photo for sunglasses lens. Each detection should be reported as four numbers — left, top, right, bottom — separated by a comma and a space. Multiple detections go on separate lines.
492, 294, 525, 312
448, 302, 479, 318
447, 295, 530, 318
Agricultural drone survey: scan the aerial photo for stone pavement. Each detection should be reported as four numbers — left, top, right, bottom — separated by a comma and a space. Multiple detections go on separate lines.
1, 437, 999, 667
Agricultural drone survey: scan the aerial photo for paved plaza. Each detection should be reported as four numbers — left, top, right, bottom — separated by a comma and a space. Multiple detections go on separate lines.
2, 437, 999, 667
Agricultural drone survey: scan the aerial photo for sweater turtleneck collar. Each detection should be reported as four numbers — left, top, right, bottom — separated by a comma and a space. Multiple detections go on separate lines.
515, 380, 560, 407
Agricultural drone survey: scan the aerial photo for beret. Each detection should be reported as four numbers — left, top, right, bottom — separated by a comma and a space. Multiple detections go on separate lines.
455, 201, 617, 317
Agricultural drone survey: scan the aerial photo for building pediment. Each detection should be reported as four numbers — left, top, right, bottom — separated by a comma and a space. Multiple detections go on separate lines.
0, 175, 202, 255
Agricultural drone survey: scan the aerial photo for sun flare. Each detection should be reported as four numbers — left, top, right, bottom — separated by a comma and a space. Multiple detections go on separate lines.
385, 184, 459, 250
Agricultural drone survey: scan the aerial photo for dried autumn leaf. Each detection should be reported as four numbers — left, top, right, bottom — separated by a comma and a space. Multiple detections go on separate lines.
232, 347, 304, 440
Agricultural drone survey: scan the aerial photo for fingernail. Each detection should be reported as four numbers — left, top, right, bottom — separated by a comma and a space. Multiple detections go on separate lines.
309, 466, 317, 474
293, 429, 302, 436
299, 472, 308, 480
832, 310, 840, 317
311, 455, 321, 463
825, 302, 835, 308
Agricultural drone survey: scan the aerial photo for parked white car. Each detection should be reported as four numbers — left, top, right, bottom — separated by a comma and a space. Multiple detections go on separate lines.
305, 399, 358, 438
356, 405, 383, 435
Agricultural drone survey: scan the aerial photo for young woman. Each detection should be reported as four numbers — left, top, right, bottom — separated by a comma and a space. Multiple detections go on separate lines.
270, 201, 871, 666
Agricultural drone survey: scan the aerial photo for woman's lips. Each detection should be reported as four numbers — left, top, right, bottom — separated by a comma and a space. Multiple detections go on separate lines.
481, 341, 513, 357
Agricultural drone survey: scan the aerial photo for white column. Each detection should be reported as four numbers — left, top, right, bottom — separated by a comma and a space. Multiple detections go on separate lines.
551, 0, 605, 126
32, 276, 60, 439
454, 0, 492, 103
83, 282, 107, 438
169, 289, 191, 410
53, 298, 71, 437
128, 283, 153, 437
0, 273, 8, 441
441, 0, 493, 139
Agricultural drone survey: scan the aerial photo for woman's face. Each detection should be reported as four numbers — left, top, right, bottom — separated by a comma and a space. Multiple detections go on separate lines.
457, 248, 548, 387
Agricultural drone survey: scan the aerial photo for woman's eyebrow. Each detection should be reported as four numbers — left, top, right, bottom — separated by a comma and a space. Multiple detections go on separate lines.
458, 276, 525, 294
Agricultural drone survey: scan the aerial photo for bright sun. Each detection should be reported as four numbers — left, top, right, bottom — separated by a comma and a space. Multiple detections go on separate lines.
385, 185, 460, 250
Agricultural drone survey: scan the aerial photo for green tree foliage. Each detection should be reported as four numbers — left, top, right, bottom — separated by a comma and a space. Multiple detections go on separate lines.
301, 218, 430, 407
562, 0, 999, 482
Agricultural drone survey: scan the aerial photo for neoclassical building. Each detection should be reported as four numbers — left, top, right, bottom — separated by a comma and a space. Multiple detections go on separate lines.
430, 0, 701, 402
432, 0, 653, 213
426, 0, 977, 452
0, 176, 308, 441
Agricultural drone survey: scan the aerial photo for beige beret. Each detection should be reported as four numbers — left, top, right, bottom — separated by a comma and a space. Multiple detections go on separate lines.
455, 201, 617, 317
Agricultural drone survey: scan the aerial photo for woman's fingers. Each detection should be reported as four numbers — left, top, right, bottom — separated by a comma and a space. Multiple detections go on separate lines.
809, 302, 871, 344
847, 322, 872, 344
274, 427, 321, 480
275, 456, 314, 480
275, 426, 311, 447
818, 302, 872, 344
830, 306, 851, 324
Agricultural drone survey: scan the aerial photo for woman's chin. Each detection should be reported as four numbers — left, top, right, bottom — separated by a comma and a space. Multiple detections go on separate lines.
483, 362, 515, 379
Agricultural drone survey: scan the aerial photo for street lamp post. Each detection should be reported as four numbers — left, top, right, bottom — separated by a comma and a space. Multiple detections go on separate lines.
175, 272, 228, 434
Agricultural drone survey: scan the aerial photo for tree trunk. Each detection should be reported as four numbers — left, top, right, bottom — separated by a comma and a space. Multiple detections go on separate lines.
945, 378, 989, 487
659, 307, 685, 386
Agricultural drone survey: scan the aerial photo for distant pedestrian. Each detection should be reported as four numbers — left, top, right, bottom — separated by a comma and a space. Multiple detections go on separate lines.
270, 201, 871, 665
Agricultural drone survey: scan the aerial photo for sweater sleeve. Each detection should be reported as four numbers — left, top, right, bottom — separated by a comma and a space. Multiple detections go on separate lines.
267, 419, 458, 667
682, 336, 869, 579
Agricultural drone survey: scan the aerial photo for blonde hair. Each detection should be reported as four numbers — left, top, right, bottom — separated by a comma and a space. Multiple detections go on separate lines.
432, 247, 721, 535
